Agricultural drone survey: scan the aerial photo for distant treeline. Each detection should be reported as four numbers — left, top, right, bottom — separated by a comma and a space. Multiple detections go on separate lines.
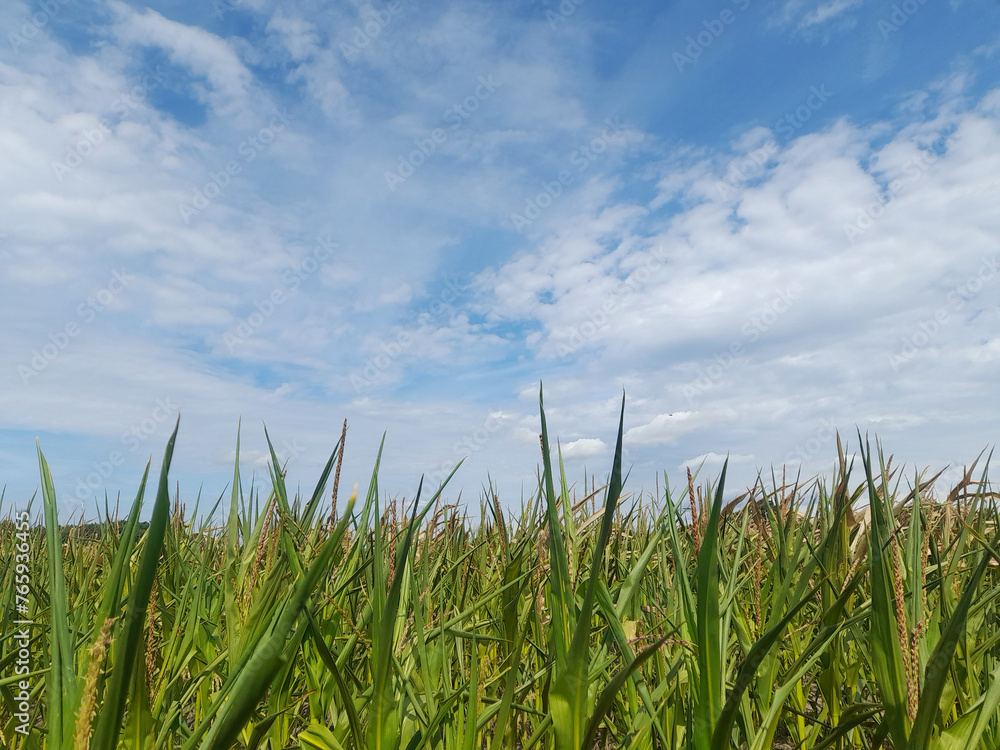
0, 519, 150, 542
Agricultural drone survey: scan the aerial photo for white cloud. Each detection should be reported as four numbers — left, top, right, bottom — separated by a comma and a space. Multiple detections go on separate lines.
771, 0, 862, 31
109, 1, 253, 115
625, 410, 742, 447
0, 0, 996, 515
265, 11, 354, 124
467, 78, 1000, 491
801, 0, 861, 27
561, 438, 607, 459
512, 426, 539, 444
679, 452, 754, 472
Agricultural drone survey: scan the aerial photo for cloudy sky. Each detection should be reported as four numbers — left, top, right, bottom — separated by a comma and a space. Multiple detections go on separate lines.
2, 0, 999, 518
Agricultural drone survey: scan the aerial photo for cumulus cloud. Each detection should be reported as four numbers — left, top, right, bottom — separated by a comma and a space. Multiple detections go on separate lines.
0, 0, 996, 515
561, 438, 607, 458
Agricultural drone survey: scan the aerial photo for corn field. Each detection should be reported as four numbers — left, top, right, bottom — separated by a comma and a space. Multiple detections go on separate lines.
2, 390, 999, 749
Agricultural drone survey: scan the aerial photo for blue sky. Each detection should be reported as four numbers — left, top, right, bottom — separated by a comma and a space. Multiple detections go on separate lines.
2, 0, 999, 519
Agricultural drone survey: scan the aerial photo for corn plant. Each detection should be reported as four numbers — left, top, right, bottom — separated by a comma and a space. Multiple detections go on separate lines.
1, 394, 999, 749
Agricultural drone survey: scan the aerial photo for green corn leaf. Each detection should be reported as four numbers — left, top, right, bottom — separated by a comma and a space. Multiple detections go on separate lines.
711, 580, 823, 750
580, 635, 669, 750
37, 441, 77, 750
539, 383, 574, 668
862, 439, 911, 748
90, 417, 180, 750
198, 487, 357, 750
549, 389, 626, 750
693, 459, 728, 750
907, 537, 998, 750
